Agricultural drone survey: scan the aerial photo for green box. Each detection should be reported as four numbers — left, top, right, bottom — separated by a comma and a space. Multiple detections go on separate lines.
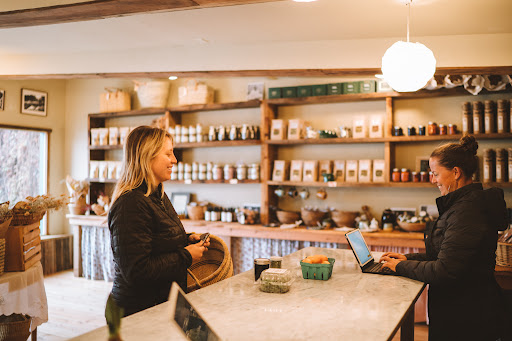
311, 84, 327, 96
358, 80, 376, 93
342, 82, 359, 94
268, 87, 282, 99
327, 83, 343, 95
300, 258, 335, 281
297, 85, 312, 97
281, 86, 298, 98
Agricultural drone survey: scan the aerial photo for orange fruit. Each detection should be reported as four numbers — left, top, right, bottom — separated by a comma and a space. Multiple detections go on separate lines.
321, 260, 330, 264
314, 255, 328, 262
302, 258, 312, 263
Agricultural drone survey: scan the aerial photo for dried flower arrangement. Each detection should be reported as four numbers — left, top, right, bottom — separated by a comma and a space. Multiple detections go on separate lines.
65, 175, 89, 206
0, 201, 13, 223
12, 194, 69, 216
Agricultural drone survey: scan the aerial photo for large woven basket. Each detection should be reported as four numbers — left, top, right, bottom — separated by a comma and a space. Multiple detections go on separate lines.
134, 80, 170, 108
0, 314, 32, 341
496, 242, 512, 267
187, 235, 233, 292
0, 217, 12, 276
10, 211, 45, 226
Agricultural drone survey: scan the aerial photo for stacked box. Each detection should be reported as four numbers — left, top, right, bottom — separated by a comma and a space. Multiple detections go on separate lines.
327, 83, 343, 95
282, 87, 298, 98
297, 86, 312, 97
268, 88, 282, 99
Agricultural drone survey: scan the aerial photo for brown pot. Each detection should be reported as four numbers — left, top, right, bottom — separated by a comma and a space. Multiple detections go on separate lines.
331, 210, 358, 228
300, 208, 326, 227
276, 210, 300, 225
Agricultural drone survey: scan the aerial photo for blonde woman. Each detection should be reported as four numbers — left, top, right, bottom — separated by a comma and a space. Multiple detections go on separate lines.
108, 126, 209, 316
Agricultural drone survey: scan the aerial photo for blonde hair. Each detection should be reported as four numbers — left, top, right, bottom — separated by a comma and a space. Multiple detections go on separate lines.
111, 126, 173, 206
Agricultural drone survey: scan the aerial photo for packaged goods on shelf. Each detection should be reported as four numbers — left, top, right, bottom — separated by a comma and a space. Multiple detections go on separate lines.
358, 160, 373, 183
327, 83, 342, 95
119, 127, 130, 145
108, 127, 119, 145
99, 88, 131, 113
89, 161, 99, 179
302, 161, 318, 182
271, 119, 287, 140
318, 160, 332, 180
98, 161, 108, 180
376, 79, 393, 92
353, 117, 367, 138
90, 128, 100, 146
272, 160, 290, 182
98, 128, 109, 146
346, 160, 358, 183
333, 160, 345, 183
287, 119, 305, 140
369, 115, 384, 138
290, 160, 303, 182
373, 160, 386, 183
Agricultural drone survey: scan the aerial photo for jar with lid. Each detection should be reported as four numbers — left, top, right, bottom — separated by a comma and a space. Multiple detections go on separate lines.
400, 168, 410, 182
483, 149, 496, 183
212, 164, 223, 181
229, 124, 239, 141
206, 162, 213, 180
462, 101, 473, 134
439, 124, 447, 135
418, 125, 426, 136
407, 126, 416, 136
428, 122, 438, 135
196, 123, 203, 142
254, 258, 270, 281
236, 163, 248, 180
495, 148, 507, 183
208, 126, 217, 141
392, 126, 403, 136
240, 124, 249, 140
392, 168, 401, 182
448, 124, 457, 135
223, 164, 235, 180
270, 256, 283, 269
412, 171, 420, 182
473, 101, 484, 134
484, 100, 496, 134
497, 99, 510, 134
204, 208, 211, 221
218, 125, 226, 141
248, 163, 260, 180
420, 171, 429, 182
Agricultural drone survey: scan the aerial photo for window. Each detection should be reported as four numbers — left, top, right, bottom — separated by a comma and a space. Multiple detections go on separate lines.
0, 126, 49, 234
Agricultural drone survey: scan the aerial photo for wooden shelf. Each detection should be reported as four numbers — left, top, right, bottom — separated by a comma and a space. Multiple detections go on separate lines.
89, 144, 122, 150
174, 139, 261, 149
266, 137, 387, 145
267, 180, 435, 188
168, 179, 260, 185
87, 178, 117, 183
89, 107, 169, 118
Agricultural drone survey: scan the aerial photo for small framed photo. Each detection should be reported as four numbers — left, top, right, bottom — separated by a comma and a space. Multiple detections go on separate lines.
246, 82, 264, 100
21, 89, 47, 116
0, 89, 4, 110
170, 192, 191, 218
416, 156, 430, 173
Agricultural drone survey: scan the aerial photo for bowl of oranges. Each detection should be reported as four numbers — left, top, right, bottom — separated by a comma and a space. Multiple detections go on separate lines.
300, 254, 335, 281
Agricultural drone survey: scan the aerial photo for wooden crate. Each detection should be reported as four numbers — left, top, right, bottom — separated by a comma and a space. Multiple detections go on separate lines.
5, 222, 41, 272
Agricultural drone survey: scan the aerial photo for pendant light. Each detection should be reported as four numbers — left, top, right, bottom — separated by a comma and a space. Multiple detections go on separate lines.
381, 0, 436, 92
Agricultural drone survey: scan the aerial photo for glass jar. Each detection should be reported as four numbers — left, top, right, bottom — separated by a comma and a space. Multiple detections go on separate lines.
418, 125, 426, 136
208, 126, 217, 141
400, 168, 410, 182
448, 124, 457, 135
428, 122, 438, 135
420, 171, 429, 182
248, 163, 260, 180
483, 149, 495, 183
497, 99, 509, 134
236, 164, 247, 180
229, 124, 239, 141
412, 171, 420, 182
462, 101, 473, 134
218, 125, 226, 141
392, 126, 403, 136
484, 100, 496, 134
473, 101, 484, 134
212, 164, 223, 181
223, 164, 235, 180
270, 256, 283, 269
495, 148, 507, 183
254, 258, 270, 281
407, 126, 416, 136
439, 124, 447, 135
392, 168, 401, 182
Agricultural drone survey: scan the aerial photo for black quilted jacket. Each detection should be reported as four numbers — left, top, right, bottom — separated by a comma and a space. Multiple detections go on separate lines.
396, 183, 508, 341
108, 182, 192, 316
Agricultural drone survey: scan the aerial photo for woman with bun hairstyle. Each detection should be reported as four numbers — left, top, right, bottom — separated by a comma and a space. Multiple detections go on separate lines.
108, 126, 209, 316
380, 135, 508, 341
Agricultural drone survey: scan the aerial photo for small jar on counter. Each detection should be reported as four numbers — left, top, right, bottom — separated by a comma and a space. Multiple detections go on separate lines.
392, 168, 401, 182
428, 122, 438, 135
270, 256, 283, 269
400, 168, 410, 182
420, 171, 429, 183
439, 124, 447, 135
412, 171, 420, 182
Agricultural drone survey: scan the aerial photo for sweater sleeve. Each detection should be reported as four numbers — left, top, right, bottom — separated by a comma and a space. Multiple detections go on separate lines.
109, 194, 192, 286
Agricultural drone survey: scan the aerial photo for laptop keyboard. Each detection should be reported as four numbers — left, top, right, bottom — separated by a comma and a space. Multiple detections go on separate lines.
366, 262, 394, 274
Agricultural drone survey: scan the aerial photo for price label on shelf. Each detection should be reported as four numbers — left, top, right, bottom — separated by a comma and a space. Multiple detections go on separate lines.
229, 179, 238, 184
327, 181, 337, 188
184, 179, 192, 185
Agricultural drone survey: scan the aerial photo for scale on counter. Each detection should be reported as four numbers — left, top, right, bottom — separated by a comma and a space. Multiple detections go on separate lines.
169, 282, 222, 341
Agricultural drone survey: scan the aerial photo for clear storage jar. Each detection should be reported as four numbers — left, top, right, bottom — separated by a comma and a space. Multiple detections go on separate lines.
259, 268, 293, 294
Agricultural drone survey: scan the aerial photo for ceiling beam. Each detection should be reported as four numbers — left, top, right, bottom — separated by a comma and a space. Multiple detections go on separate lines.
0, 0, 284, 29
0, 66, 510, 80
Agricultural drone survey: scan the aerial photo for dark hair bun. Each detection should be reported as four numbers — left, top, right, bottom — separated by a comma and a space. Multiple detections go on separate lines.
460, 134, 478, 156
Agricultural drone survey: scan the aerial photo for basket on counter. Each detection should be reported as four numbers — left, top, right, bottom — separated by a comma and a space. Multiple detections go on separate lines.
300, 208, 326, 227
397, 221, 426, 232
496, 242, 512, 267
187, 235, 233, 292
10, 211, 45, 226
276, 210, 300, 225
300, 258, 335, 281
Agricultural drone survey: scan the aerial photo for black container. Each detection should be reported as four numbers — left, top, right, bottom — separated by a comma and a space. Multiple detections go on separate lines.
254, 258, 270, 281
381, 209, 396, 231
418, 125, 426, 136
407, 126, 416, 136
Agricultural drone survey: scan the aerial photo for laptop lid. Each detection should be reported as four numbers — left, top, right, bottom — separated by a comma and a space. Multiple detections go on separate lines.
345, 229, 375, 268
168, 282, 222, 341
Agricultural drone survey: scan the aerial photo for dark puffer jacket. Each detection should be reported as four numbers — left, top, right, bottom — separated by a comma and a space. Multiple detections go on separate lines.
396, 183, 508, 341
108, 182, 192, 316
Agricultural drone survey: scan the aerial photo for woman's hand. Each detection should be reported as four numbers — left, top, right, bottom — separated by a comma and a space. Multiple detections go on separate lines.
185, 243, 207, 261
188, 233, 211, 248
379, 252, 407, 272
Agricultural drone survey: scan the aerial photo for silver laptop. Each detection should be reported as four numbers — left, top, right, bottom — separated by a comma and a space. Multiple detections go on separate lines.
345, 229, 396, 275
169, 282, 222, 341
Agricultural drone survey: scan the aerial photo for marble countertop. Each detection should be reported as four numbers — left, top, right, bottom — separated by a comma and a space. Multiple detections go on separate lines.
72, 247, 425, 341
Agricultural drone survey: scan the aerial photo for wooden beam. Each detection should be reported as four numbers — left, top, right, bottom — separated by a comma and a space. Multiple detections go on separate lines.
0, 66, 510, 80
0, 0, 285, 29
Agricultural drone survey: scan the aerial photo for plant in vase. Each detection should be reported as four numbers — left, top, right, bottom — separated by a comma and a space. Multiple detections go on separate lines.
65, 175, 90, 215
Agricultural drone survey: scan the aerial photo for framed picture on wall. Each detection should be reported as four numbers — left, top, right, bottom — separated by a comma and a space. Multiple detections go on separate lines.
0, 90, 4, 110
21, 88, 47, 116
170, 192, 191, 218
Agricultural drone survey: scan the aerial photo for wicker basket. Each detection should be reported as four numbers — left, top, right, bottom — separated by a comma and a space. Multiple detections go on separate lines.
496, 242, 512, 267
10, 211, 45, 226
187, 235, 233, 292
134, 80, 170, 108
397, 221, 426, 232
276, 210, 300, 224
300, 208, 326, 227
331, 210, 358, 228
0, 314, 32, 341
186, 205, 207, 221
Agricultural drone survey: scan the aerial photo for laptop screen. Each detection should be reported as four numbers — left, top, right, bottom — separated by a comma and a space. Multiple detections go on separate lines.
345, 229, 374, 267
169, 282, 221, 341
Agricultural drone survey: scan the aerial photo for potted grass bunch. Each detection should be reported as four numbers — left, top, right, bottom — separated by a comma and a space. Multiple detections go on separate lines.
65, 175, 90, 215
11, 194, 69, 226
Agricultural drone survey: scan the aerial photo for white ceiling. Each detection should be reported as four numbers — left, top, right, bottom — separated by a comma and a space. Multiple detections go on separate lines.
1, 0, 511, 56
